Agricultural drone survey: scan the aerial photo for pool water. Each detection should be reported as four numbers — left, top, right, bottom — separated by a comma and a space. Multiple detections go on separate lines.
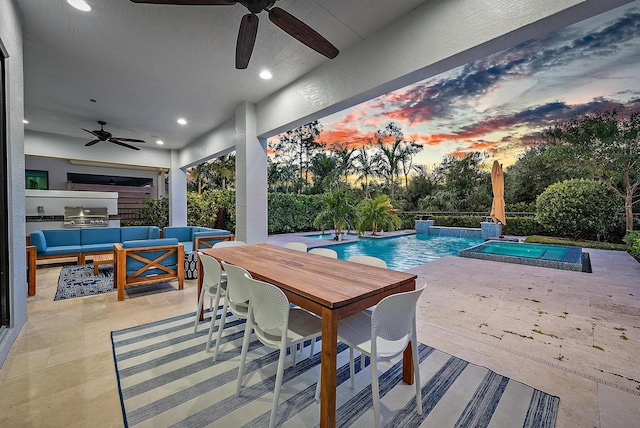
459, 241, 584, 271
476, 241, 569, 260
325, 234, 484, 271
305, 233, 355, 240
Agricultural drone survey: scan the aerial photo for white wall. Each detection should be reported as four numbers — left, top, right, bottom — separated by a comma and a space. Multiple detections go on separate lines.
26, 155, 161, 191
24, 130, 172, 170
0, 0, 26, 367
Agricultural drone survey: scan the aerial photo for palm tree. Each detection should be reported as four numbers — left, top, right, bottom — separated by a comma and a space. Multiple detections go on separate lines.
313, 190, 354, 240
355, 145, 375, 198
356, 195, 401, 236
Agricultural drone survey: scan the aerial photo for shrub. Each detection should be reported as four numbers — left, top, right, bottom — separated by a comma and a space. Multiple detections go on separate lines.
268, 193, 325, 233
625, 231, 640, 262
535, 179, 622, 241
502, 216, 545, 236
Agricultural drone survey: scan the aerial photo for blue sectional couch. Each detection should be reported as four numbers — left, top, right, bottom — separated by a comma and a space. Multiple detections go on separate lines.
30, 226, 160, 264
161, 226, 233, 253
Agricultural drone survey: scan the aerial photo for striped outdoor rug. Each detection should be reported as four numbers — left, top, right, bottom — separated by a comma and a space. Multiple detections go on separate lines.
111, 310, 559, 427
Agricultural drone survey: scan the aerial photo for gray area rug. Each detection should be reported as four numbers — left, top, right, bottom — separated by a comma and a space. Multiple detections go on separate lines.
54, 264, 116, 300
111, 310, 559, 427
55, 264, 176, 301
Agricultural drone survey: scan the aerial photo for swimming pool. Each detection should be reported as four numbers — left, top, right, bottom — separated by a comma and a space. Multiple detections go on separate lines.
305, 233, 356, 240
325, 234, 484, 271
459, 241, 584, 272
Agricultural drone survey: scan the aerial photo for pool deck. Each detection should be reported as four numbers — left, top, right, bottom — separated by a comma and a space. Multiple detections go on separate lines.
2, 232, 638, 427
269, 232, 640, 427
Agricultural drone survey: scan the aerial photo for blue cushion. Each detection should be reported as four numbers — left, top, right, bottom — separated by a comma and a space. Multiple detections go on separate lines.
82, 243, 116, 253
81, 227, 121, 245
43, 229, 81, 247
122, 238, 180, 277
182, 242, 193, 253
162, 227, 192, 243
121, 226, 160, 242
43, 245, 82, 256
193, 231, 232, 250
30, 230, 47, 253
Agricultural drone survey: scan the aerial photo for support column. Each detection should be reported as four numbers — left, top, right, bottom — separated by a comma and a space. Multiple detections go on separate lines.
168, 149, 188, 226
235, 102, 267, 243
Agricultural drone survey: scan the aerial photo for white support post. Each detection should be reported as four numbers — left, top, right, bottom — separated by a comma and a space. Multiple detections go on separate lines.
235, 102, 268, 243
168, 150, 188, 226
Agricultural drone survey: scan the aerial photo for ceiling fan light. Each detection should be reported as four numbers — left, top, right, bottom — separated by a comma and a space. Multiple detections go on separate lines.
67, 0, 91, 12
259, 70, 272, 79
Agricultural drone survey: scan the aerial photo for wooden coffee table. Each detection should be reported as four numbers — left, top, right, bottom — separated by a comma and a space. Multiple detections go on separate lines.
93, 253, 114, 275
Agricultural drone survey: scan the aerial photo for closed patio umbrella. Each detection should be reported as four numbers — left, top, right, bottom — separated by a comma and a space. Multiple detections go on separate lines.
490, 160, 506, 228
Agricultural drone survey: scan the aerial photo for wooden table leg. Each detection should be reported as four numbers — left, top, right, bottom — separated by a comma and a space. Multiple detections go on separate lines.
26, 246, 36, 296
320, 307, 338, 428
197, 257, 204, 321
402, 342, 415, 384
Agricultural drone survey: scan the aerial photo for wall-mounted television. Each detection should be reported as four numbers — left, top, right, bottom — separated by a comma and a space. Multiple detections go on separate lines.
25, 170, 49, 190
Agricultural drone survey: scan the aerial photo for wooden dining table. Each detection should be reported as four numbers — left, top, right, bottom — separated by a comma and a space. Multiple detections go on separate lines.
200, 243, 417, 428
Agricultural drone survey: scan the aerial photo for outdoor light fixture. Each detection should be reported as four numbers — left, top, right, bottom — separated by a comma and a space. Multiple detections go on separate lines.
177, 118, 187, 125
67, 0, 91, 12
23, 119, 29, 124
156, 140, 164, 145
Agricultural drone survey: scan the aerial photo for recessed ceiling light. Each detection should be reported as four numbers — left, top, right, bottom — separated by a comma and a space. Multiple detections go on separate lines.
259, 70, 273, 80
177, 118, 187, 125
67, 0, 91, 12
23, 119, 29, 124
156, 140, 164, 145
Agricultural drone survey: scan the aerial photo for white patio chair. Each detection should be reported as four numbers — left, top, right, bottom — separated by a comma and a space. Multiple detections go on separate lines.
284, 242, 307, 252
347, 255, 387, 269
316, 286, 425, 428
213, 240, 247, 248
308, 247, 338, 258
209, 262, 252, 360
236, 276, 322, 428
194, 252, 226, 334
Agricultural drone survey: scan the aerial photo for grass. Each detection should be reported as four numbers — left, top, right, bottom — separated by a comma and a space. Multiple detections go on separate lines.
524, 235, 627, 251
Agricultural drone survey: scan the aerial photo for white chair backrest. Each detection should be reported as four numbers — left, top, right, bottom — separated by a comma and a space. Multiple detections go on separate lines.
371, 286, 425, 355
284, 242, 307, 252
197, 252, 223, 290
246, 276, 290, 348
308, 247, 338, 258
213, 240, 247, 248
347, 255, 387, 269
221, 262, 252, 312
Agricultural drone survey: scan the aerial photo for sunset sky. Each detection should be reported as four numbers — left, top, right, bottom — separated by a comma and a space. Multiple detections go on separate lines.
273, 1, 640, 171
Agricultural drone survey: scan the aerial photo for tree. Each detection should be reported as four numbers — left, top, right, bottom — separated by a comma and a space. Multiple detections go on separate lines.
354, 145, 375, 198
313, 190, 355, 240
544, 108, 640, 233
308, 152, 339, 193
210, 153, 236, 190
430, 152, 491, 211
270, 120, 324, 192
372, 123, 405, 199
398, 140, 424, 189
355, 195, 401, 236
330, 142, 357, 185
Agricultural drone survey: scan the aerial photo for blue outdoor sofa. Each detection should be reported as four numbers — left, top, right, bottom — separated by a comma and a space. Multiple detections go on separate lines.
29, 225, 233, 265
30, 226, 160, 264
161, 226, 233, 252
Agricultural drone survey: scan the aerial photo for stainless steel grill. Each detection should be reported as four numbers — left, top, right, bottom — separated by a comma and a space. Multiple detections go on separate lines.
64, 206, 109, 228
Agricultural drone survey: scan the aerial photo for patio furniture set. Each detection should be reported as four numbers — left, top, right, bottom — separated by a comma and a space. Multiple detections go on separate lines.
27, 225, 233, 299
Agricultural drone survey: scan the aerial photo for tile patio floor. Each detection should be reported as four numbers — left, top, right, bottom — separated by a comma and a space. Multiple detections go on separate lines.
1, 233, 639, 427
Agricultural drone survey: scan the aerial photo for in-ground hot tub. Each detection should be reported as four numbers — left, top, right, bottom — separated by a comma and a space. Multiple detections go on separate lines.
459, 240, 585, 272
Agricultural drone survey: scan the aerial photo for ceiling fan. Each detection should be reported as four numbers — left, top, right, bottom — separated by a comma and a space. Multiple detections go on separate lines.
130, 0, 340, 69
82, 121, 146, 150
